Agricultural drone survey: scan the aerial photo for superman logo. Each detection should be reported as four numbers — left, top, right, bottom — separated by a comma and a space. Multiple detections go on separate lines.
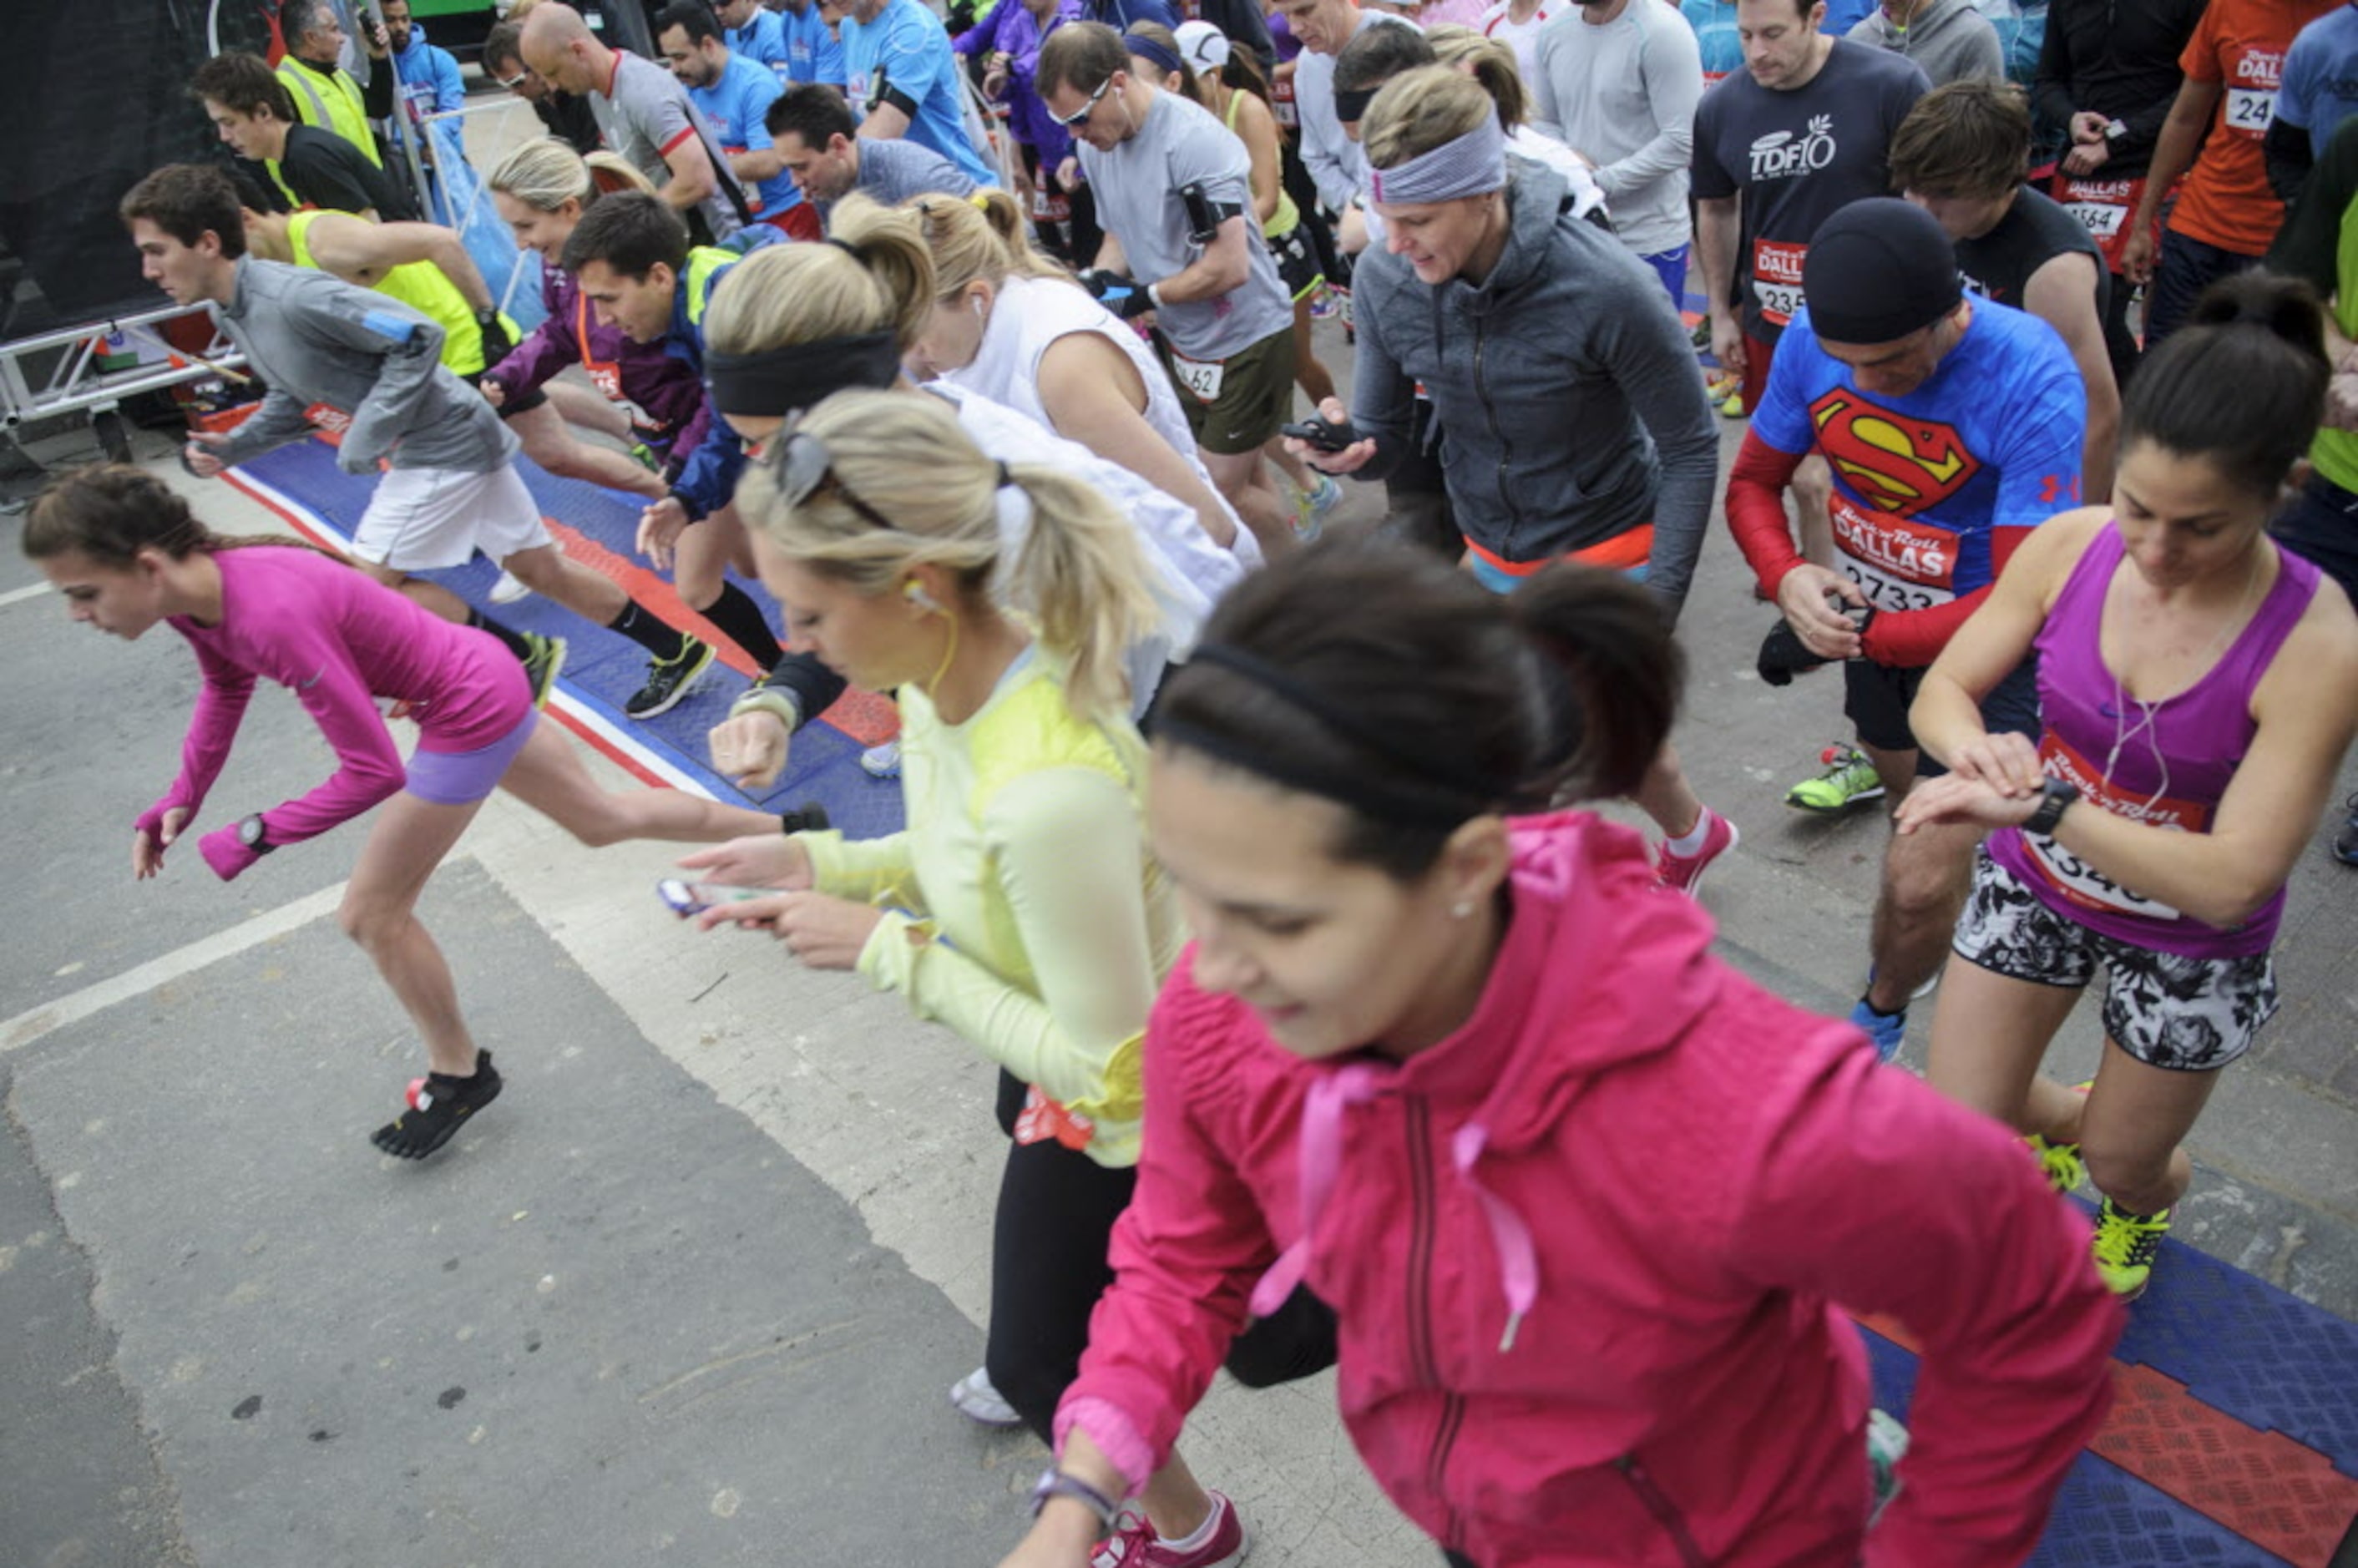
1809, 390, 1981, 516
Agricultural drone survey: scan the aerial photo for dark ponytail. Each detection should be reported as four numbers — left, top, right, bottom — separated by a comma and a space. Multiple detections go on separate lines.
1150, 539, 1680, 881
23, 464, 341, 566
2123, 272, 2330, 501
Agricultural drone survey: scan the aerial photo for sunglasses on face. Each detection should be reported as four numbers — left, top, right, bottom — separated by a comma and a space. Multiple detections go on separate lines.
770, 430, 898, 533
1054, 75, 1116, 128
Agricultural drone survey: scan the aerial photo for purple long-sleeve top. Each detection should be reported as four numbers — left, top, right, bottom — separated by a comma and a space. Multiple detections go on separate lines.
145, 547, 530, 879
956, 0, 1082, 165
483, 256, 710, 468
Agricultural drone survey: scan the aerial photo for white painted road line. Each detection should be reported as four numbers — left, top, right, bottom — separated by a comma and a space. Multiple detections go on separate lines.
0, 580, 57, 610
2, 880, 350, 1055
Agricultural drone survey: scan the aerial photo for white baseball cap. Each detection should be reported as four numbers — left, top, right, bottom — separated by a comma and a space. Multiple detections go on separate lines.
1174, 20, 1231, 73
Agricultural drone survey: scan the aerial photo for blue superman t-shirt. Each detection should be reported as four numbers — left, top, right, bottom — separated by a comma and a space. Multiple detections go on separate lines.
841, 0, 999, 187
1753, 301, 2086, 614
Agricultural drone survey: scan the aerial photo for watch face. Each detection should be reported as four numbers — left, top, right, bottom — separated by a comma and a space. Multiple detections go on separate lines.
240, 816, 265, 847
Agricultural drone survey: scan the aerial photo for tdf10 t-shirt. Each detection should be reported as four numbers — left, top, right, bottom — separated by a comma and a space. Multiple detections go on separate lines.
841, 0, 999, 187
1078, 89, 1292, 363
1751, 300, 2085, 616
1691, 39, 1927, 343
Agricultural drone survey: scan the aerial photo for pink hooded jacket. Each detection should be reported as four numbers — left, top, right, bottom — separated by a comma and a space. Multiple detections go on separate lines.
1057, 812, 2122, 1568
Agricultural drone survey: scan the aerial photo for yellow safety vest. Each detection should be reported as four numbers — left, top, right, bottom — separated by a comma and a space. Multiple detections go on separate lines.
288, 209, 494, 376
276, 56, 383, 167
683, 246, 735, 331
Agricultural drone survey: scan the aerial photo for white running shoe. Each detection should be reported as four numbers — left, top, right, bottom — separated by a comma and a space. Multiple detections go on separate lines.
949, 1366, 1023, 1428
489, 570, 533, 605
861, 739, 903, 779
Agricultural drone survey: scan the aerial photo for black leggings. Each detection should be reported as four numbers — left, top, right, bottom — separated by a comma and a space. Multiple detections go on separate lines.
984, 1070, 1338, 1442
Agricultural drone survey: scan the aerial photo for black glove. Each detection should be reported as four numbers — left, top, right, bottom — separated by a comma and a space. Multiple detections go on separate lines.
474, 308, 515, 369
1113, 283, 1157, 320
1075, 267, 1131, 304
1755, 617, 1834, 687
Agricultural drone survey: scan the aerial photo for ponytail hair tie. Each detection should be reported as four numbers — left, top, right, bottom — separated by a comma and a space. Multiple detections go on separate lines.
970, 192, 992, 210
824, 235, 863, 260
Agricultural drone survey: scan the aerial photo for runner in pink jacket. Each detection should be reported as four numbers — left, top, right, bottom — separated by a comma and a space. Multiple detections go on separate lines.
999, 543, 2123, 1568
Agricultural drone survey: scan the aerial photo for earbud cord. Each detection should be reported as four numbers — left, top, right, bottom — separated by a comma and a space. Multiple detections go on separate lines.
2105, 542, 2266, 813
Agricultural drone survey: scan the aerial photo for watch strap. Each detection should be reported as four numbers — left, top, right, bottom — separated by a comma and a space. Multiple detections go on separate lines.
1028, 1469, 1121, 1537
2024, 777, 2077, 836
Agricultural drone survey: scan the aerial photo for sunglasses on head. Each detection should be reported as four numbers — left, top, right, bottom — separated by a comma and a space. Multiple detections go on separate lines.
770, 430, 898, 533
1054, 74, 1116, 128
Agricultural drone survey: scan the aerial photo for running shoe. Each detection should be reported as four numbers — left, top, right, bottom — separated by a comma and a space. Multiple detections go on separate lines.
1308, 286, 1339, 321
625, 636, 715, 720
490, 570, 534, 606
861, 739, 903, 779
521, 633, 568, 710
2335, 790, 2358, 866
1866, 1409, 1909, 1525
2025, 1132, 2086, 1195
1717, 385, 1747, 419
1304, 471, 1343, 520
948, 1367, 1023, 1429
1785, 743, 1886, 814
1653, 807, 1738, 898
1290, 477, 1335, 543
2091, 1196, 2172, 1299
1092, 1490, 1248, 1568
1848, 996, 1905, 1064
1691, 317, 1713, 352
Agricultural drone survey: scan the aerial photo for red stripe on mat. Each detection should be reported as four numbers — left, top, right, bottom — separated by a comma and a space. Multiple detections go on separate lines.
1852, 1311, 2358, 1566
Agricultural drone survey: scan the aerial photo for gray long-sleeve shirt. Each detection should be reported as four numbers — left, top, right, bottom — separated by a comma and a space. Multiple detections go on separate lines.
212, 258, 518, 476
1530, 0, 1703, 256
1847, 0, 2004, 88
1349, 160, 1718, 618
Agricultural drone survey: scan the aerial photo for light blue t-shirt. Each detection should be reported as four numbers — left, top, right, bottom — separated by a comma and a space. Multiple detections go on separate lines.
781, 0, 848, 84
2277, 6, 2358, 155
841, 0, 999, 187
1820, 0, 1877, 35
688, 52, 806, 218
1681, 0, 1743, 84
726, 8, 793, 83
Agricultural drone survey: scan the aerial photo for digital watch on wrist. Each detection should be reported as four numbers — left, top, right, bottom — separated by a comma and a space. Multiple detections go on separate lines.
2023, 778, 2078, 836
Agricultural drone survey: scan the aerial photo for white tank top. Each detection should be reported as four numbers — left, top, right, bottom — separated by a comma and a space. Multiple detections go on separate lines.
944, 275, 1257, 564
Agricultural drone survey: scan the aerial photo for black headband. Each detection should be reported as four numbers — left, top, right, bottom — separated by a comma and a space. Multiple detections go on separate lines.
1333, 83, 1376, 124
1160, 642, 1505, 827
704, 330, 904, 418
1122, 29, 1186, 76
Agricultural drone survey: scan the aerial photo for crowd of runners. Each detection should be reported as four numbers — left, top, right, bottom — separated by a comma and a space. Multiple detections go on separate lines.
20, 0, 2358, 1560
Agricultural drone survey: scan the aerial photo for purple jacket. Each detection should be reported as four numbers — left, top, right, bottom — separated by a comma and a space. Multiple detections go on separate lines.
483, 259, 710, 470
956, 0, 1082, 165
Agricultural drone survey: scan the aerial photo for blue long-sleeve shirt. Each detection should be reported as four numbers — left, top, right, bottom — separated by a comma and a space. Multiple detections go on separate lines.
390, 23, 466, 115
956, 0, 1083, 162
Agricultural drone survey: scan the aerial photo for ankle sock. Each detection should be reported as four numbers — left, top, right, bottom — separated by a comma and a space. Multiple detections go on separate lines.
1157, 1500, 1222, 1552
1663, 810, 1716, 857
698, 581, 785, 668
1859, 994, 1905, 1023
608, 599, 691, 661
468, 609, 534, 662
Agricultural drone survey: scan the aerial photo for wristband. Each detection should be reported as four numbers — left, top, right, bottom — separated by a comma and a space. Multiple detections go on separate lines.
1146, 282, 1165, 309
728, 685, 803, 731
1028, 1468, 1121, 1538
2023, 776, 2078, 836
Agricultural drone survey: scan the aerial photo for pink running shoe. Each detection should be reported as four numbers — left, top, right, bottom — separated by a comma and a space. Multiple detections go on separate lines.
1091, 1491, 1249, 1568
1654, 808, 1738, 898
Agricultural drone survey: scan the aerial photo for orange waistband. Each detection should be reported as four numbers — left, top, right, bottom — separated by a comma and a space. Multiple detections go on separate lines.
1463, 522, 1656, 577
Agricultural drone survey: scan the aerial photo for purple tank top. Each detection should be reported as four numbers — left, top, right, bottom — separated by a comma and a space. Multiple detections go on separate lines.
1988, 522, 2320, 957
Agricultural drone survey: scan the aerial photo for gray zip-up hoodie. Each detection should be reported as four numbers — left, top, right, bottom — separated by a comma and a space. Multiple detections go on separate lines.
212, 258, 517, 476
1349, 159, 1718, 617
1846, 0, 2004, 89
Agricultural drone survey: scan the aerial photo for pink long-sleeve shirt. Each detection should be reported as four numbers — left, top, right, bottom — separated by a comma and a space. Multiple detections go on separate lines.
145, 546, 529, 874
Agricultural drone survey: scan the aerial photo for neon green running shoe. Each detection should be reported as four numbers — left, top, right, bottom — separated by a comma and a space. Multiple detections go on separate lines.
1785, 742, 1886, 814
2091, 1196, 2172, 1299
2025, 1132, 2085, 1195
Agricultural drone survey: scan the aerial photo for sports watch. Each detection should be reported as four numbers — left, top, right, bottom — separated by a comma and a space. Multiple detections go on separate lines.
1027, 1469, 1120, 1538
2022, 778, 2078, 837
238, 813, 275, 855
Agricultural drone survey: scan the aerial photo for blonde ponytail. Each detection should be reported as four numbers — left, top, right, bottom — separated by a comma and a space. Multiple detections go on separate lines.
737, 392, 1156, 716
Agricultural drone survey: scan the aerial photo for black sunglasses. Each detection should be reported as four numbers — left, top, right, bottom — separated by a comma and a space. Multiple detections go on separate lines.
771, 430, 898, 533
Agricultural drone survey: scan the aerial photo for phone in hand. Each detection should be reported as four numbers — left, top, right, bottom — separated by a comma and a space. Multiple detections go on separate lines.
657, 879, 777, 918
1281, 415, 1360, 453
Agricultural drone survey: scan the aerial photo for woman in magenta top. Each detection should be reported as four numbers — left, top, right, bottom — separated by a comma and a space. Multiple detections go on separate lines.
24, 466, 775, 1160
1905, 272, 2358, 1299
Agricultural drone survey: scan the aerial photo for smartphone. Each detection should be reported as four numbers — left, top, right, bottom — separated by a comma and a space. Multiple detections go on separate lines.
1281, 416, 1359, 453
657, 879, 777, 918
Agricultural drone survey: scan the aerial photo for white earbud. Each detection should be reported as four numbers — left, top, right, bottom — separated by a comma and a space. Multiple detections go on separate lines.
904, 579, 941, 613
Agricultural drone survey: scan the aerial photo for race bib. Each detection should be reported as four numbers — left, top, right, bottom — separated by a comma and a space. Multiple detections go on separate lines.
2225, 87, 2276, 136
588, 362, 625, 402
1829, 493, 1959, 612
2023, 732, 2204, 919
305, 401, 352, 435
847, 68, 873, 112
2052, 175, 2147, 271
1752, 238, 1806, 326
1030, 185, 1070, 223
1273, 74, 1298, 129
1167, 346, 1226, 402
2061, 195, 2127, 238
